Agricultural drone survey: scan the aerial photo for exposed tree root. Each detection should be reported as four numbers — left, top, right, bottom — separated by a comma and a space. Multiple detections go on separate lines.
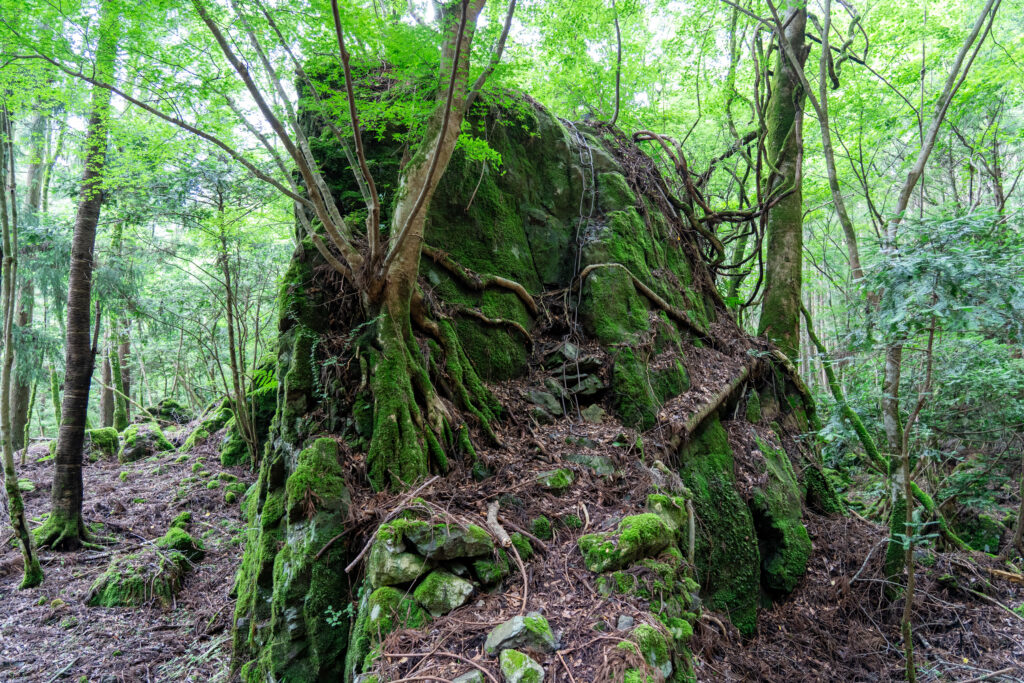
450, 306, 533, 345
422, 244, 539, 315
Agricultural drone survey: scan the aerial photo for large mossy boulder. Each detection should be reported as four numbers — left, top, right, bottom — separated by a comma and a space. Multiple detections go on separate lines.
231, 89, 827, 680
144, 397, 192, 424
86, 427, 119, 460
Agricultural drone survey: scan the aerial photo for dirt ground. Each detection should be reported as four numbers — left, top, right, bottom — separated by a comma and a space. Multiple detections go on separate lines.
2, 389, 1024, 682
0, 429, 249, 683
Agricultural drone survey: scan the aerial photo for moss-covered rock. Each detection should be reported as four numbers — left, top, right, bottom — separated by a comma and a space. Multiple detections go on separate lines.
88, 528, 203, 607
499, 648, 545, 683
485, 612, 558, 655
622, 624, 672, 679
578, 513, 675, 573
677, 417, 759, 635
400, 520, 494, 561
87, 427, 119, 460
365, 525, 430, 589
345, 586, 431, 679
536, 468, 574, 491
413, 570, 474, 616
750, 436, 812, 593
144, 398, 192, 424
285, 438, 349, 520
118, 423, 174, 463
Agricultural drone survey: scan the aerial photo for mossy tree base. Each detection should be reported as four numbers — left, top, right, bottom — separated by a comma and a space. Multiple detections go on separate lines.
33, 510, 92, 551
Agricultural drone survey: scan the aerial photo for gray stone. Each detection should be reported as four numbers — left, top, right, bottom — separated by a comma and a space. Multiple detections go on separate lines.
485, 612, 558, 655
403, 522, 494, 560
565, 453, 614, 475
366, 537, 429, 589
453, 671, 486, 683
526, 390, 563, 416
499, 649, 545, 683
566, 374, 606, 397
579, 405, 607, 424
530, 407, 555, 425
413, 570, 475, 616
616, 615, 634, 631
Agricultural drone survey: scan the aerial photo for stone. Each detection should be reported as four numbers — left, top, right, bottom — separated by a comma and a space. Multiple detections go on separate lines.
580, 405, 606, 424
403, 522, 494, 561
526, 390, 563, 416
485, 612, 558, 655
118, 423, 175, 463
645, 494, 688, 536
499, 649, 545, 683
536, 469, 574, 491
453, 671, 486, 683
565, 453, 614, 475
413, 570, 474, 616
578, 513, 674, 573
366, 538, 429, 589
616, 615, 634, 631
565, 374, 606, 397
544, 342, 579, 367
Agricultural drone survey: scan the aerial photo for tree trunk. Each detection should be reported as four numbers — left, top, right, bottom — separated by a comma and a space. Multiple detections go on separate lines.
10, 279, 33, 450
758, 1, 807, 359
99, 339, 114, 428
36, 0, 118, 550
11, 114, 46, 450
0, 107, 43, 588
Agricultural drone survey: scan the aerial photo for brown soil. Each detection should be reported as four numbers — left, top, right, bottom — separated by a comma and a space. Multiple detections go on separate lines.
0, 427, 250, 683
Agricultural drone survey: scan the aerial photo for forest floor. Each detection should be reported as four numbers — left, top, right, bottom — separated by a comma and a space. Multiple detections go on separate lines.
2, 393, 1024, 681
0, 426, 250, 683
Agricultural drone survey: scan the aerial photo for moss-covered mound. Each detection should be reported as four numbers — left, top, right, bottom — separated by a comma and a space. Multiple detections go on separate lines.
118, 423, 175, 463
144, 397, 192, 424
86, 427, 119, 461
87, 526, 204, 607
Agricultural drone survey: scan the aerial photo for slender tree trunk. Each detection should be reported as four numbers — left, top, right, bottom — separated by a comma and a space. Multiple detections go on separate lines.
37, 0, 118, 550
10, 114, 46, 450
758, 0, 807, 359
0, 107, 44, 587
99, 338, 114, 428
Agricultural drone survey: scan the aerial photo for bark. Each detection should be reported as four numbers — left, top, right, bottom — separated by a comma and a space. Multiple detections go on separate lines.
37, 0, 118, 550
99, 340, 114, 428
11, 115, 46, 449
0, 107, 43, 588
758, 0, 807, 359
10, 278, 33, 450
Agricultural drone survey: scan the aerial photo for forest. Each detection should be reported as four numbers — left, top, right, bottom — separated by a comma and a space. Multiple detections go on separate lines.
0, 0, 1022, 681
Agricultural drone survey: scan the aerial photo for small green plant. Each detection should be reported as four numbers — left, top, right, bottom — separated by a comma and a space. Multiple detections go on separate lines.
119, 471, 129, 482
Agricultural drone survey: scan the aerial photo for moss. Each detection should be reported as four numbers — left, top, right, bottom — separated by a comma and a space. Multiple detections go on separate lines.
87, 427, 119, 460
170, 511, 192, 529
412, 570, 474, 616
750, 437, 812, 594
531, 516, 553, 541
345, 586, 431, 677
885, 495, 909, 589
562, 514, 583, 529
621, 624, 673, 679
118, 423, 174, 463
598, 171, 638, 211
180, 428, 209, 453
473, 551, 510, 585
579, 513, 674, 573
677, 417, 759, 635
510, 532, 534, 561
745, 390, 762, 423
285, 438, 348, 519
499, 649, 544, 683
536, 468, 574, 491
207, 479, 221, 490
953, 512, 1005, 554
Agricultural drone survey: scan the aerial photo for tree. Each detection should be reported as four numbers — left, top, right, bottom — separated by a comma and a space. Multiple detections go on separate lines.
0, 103, 43, 588
35, 0, 118, 549
757, 0, 808, 359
